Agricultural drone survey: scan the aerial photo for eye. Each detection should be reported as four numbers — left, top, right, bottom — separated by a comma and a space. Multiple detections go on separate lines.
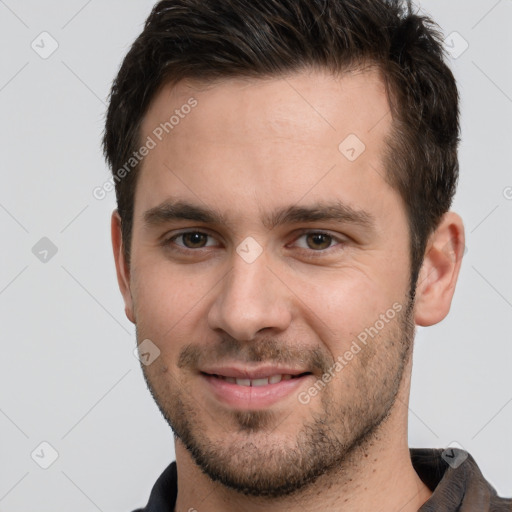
166, 231, 218, 250
162, 229, 345, 255
292, 231, 344, 251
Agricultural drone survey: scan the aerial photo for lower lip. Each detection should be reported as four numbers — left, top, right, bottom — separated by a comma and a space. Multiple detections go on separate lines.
201, 373, 312, 409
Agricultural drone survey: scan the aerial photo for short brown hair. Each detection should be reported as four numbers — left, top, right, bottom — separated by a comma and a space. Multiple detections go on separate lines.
102, 0, 460, 291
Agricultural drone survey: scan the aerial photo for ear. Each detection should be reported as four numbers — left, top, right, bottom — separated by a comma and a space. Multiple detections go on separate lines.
414, 211, 465, 326
111, 210, 136, 324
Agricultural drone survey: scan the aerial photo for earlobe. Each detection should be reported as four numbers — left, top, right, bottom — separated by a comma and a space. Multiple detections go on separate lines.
111, 210, 136, 324
414, 212, 465, 327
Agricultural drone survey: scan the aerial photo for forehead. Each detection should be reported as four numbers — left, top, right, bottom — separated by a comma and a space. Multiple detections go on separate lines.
135, 67, 398, 228
141, 66, 390, 148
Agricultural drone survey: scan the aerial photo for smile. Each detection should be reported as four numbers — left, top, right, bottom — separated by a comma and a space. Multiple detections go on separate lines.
207, 373, 309, 387
200, 371, 314, 409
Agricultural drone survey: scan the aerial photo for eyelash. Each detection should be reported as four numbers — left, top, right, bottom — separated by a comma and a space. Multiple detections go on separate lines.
161, 230, 346, 257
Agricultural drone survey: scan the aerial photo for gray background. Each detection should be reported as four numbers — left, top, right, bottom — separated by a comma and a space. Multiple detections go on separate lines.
0, 0, 511, 510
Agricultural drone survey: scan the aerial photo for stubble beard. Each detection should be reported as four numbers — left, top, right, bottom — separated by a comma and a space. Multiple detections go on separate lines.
139, 296, 415, 498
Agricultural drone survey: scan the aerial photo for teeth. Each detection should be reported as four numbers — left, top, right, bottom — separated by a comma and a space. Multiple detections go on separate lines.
269, 374, 283, 384
251, 377, 269, 387
218, 374, 294, 386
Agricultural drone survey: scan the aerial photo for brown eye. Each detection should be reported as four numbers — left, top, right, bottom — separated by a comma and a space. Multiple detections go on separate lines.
161, 230, 219, 254
305, 233, 334, 250
180, 232, 209, 248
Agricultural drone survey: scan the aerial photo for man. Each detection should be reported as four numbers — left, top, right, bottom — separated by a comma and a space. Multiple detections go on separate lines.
103, 0, 511, 510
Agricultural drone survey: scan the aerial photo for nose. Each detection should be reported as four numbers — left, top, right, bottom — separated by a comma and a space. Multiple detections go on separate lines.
207, 251, 292, 341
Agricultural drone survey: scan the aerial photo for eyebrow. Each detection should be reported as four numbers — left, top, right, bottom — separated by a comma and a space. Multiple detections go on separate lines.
143, 199, 375, 232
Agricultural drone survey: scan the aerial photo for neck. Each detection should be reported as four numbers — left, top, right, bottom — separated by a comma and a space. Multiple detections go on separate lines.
174, 360, 432, 512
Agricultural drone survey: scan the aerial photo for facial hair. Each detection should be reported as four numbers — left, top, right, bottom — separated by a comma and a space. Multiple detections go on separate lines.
138, 296, 415, 498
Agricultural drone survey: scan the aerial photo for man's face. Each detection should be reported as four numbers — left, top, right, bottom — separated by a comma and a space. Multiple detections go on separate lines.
122, 68, 416, 496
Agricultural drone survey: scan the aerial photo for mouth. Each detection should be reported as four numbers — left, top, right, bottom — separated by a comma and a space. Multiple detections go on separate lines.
201, 372, 312, 387
199, 369, 314, 409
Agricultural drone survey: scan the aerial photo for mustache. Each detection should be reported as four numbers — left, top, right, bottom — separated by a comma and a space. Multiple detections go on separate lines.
177, 336, 334, 374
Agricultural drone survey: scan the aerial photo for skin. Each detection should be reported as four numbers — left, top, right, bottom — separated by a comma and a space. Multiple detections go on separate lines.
112, 67, 465, 512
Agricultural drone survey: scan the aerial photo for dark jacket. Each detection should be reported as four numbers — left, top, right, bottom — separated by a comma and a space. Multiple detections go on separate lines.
132, 448, 511, 511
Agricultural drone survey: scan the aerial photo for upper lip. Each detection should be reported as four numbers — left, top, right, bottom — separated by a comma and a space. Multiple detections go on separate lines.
200, 365, 311, 380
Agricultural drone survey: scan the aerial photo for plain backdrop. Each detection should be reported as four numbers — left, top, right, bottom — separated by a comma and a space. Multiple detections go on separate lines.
0, 0, 511, 510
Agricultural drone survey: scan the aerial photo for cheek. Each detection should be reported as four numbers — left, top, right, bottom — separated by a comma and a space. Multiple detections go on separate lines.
131, 263, 194, 340
289, 266, 403, 351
